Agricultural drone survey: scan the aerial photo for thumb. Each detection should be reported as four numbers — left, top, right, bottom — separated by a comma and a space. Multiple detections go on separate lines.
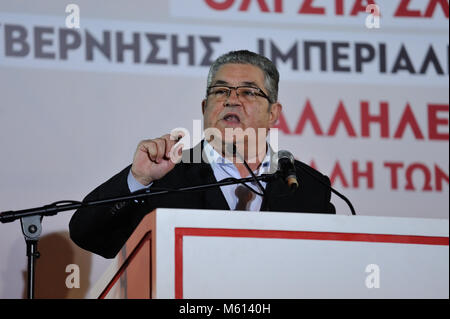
169, 143, 184, 164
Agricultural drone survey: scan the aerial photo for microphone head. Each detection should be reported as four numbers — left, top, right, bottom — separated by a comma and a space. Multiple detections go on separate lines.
277, 150, 294, 164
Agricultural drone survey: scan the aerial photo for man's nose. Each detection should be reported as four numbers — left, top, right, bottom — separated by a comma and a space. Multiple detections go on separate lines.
225, 88, 241, 105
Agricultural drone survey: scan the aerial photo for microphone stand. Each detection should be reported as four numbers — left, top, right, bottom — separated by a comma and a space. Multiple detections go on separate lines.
0, 173, 278, 299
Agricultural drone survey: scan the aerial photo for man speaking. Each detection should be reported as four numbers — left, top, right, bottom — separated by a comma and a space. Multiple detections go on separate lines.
69, 50, 335, 258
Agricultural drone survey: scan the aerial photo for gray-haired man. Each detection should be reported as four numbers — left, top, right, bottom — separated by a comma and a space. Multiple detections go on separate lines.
69, 50, 335, 258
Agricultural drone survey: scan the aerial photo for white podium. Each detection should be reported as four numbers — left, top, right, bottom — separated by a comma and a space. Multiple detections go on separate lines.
90, 209, 449, 299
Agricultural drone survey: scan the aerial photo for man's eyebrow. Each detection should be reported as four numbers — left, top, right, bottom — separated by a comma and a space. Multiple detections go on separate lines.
241, 81, 259, 87
211, 80, 229, 86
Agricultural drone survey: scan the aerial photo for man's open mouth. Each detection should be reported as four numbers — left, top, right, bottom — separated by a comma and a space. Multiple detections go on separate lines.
223, 113, 241, 123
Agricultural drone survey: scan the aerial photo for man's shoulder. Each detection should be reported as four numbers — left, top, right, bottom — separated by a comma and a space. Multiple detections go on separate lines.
293, 159, 331, 184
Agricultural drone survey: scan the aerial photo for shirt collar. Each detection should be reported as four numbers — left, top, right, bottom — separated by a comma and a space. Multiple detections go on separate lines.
203, 140, 233, 166
203, 140, 276, 175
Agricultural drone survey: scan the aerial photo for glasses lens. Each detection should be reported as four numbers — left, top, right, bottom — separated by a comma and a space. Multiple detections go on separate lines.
236, 87, 259, 101
210, 87, 229, 99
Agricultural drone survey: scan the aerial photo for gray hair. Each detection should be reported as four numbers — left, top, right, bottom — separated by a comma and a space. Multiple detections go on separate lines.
206, 50, 279, 104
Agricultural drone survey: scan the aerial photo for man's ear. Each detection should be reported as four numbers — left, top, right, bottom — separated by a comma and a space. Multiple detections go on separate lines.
201, 99, 207, 115
269, 102, 282, 127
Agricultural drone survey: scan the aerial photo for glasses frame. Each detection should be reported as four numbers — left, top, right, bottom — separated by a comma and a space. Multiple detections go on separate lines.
207, 85, 272, 104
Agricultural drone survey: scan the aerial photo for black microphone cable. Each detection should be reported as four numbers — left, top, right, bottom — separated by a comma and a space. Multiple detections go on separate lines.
228, 143, 266, 197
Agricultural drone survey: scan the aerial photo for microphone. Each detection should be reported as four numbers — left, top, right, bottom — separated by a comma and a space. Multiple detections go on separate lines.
276, 150, 356, 215
277, 150, 299, 190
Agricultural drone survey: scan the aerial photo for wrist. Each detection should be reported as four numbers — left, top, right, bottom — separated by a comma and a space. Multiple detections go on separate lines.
130, 168, 153, 186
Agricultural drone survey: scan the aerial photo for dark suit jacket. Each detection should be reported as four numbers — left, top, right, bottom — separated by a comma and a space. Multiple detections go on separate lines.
69, 143, 335, 258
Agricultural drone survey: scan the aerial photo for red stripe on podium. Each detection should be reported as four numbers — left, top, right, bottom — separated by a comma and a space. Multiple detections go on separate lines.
174, 228, 448, 299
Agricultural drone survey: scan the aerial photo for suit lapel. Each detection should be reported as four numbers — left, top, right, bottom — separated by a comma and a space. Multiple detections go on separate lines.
182, 141, 230, 210
199, 163, 230, 210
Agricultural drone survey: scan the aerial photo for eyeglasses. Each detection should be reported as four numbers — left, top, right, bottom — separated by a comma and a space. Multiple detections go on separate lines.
207, 85, 272, 104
